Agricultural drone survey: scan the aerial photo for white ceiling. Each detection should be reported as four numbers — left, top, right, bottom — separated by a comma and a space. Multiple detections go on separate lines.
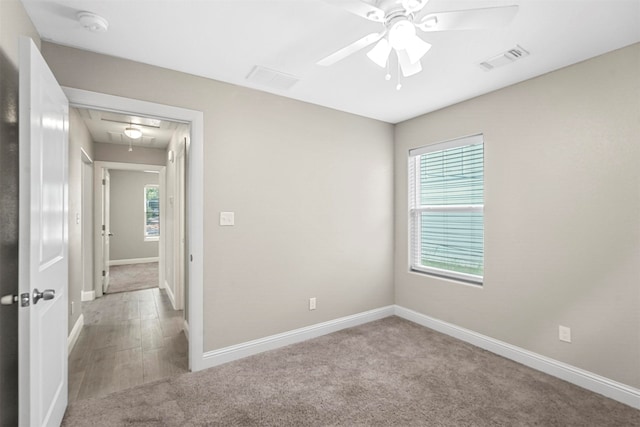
75, 107, 180, 149
22, 0, 640, 124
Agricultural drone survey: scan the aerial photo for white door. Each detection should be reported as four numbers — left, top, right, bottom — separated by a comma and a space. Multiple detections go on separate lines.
18, 37, 69, 427
102, 169, 111, 293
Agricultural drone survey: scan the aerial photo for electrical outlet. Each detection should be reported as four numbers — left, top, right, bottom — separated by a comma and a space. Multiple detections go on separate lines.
309, 297, 316, 311
559, 325, 571, 343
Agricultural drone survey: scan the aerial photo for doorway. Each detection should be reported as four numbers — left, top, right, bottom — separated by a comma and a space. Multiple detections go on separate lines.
64, 89, 204, 402
65, 87, 204, 372
95, 163, 166, 298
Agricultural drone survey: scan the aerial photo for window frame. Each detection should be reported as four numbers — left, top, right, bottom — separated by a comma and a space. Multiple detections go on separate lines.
144, 184, 160, 242
408, 134, 484, 285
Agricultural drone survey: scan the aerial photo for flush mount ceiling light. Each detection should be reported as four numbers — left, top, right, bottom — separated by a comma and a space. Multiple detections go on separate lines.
77, 11, 109, 33
318, 0, 519, 89
124, 126, 142, 139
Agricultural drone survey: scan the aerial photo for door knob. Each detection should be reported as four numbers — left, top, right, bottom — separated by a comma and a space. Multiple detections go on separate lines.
33, 288, 55, 305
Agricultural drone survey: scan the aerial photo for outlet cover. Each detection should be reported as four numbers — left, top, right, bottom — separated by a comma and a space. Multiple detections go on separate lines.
559, 325, 571, 343
309, 297, 316, 311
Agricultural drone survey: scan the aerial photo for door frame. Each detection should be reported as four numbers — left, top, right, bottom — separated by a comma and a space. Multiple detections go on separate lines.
93, 162, 166, 298
80, 148, 94, 302
64, 87, 205, 372
171, 139, 187, 310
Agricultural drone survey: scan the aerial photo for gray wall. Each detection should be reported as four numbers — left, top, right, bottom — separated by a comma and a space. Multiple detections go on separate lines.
42, 42, 395, 352
68, 108, 94, 332
109, 170, 160, 262
94, 141, 166, 165
0, 1, 40, 424
394, 43, 640, 388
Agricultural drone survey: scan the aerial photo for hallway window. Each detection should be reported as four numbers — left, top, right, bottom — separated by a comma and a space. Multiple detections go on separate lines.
144, 185, 160, 240
408, 134, 484, 284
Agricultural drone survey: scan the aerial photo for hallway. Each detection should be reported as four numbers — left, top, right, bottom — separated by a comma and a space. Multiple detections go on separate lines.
68, 288, 187, 402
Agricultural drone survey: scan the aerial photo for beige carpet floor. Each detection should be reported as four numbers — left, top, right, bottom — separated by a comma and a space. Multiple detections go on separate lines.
107, 262, 159, 294
62, 317, 639, 426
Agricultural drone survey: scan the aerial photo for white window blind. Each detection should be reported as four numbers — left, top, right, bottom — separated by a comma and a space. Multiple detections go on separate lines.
409, 134, 484, 284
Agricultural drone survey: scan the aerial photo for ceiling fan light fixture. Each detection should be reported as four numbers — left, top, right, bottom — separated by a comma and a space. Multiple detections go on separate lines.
367, 38, 392, 68
388, 20, 416, 50
124, 126, 142, 139
405, 35, 432, 64
397, 49, 423, 77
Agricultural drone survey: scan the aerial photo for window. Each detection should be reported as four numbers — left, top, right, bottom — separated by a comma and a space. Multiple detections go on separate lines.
144, 185, 160, 240
409, 134, 484, 284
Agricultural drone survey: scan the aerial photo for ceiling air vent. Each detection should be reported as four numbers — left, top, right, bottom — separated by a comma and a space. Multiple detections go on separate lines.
246, 66, 300, 91
479, 45, 530, 71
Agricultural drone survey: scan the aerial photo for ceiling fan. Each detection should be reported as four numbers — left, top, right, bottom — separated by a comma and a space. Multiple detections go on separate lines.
318, 0, 519, 82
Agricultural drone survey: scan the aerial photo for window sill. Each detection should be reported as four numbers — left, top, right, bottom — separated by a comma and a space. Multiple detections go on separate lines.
409, 267, 483, 288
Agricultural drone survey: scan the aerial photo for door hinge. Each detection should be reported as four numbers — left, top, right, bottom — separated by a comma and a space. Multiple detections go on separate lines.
102, 224, 106, 231
102, 270, 106, 277
102, 179, 106, 185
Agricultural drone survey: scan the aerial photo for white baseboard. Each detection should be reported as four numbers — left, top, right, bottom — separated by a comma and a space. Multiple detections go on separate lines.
200, 305, 395, 370
183, 319, 189, 341
81, 290, 95, 302
394, 305, 640, 410
109, 257, 158, 266
67, 314, 84, 354
165, 280, 177, 310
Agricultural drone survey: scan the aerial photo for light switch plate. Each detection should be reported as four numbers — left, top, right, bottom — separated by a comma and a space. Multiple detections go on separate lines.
220, 212, 235, 226
559, 325, 571, 343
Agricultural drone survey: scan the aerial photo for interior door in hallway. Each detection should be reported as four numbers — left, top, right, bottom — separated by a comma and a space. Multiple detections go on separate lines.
102, 168, 111, 293
18, 36, 69, 427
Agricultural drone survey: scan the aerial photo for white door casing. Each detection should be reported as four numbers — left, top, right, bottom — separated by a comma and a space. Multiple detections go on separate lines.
63, 87, 204, 372
18, 37, 69, 427
102, 169, 111, 294
81, 150, 93, 299
174, 141, 186, 310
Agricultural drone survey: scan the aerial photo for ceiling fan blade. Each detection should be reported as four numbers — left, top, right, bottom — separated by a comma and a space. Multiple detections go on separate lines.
322, 0, 385, 22
405, 35, 432, 64
416, 5, 519, 32
317, 32, 384, 66
397, 49, 423, 77
401, 0, 430, 14
367, 38, 392, 68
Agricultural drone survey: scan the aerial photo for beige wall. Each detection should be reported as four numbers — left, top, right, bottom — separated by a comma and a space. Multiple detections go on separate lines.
394, 44, 640, 388
68, 108, 94, 332
109, 170, 160, 261
0, 1, 40, 424
94, 142, 166, 165
42, 42, 395, 351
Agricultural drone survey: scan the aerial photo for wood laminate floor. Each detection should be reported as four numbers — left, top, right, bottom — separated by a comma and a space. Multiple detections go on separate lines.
68, 287, 188, 403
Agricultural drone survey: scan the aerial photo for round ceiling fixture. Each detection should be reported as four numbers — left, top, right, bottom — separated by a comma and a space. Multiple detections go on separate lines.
124, 126, 142, 139
77, 11, 109, 33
